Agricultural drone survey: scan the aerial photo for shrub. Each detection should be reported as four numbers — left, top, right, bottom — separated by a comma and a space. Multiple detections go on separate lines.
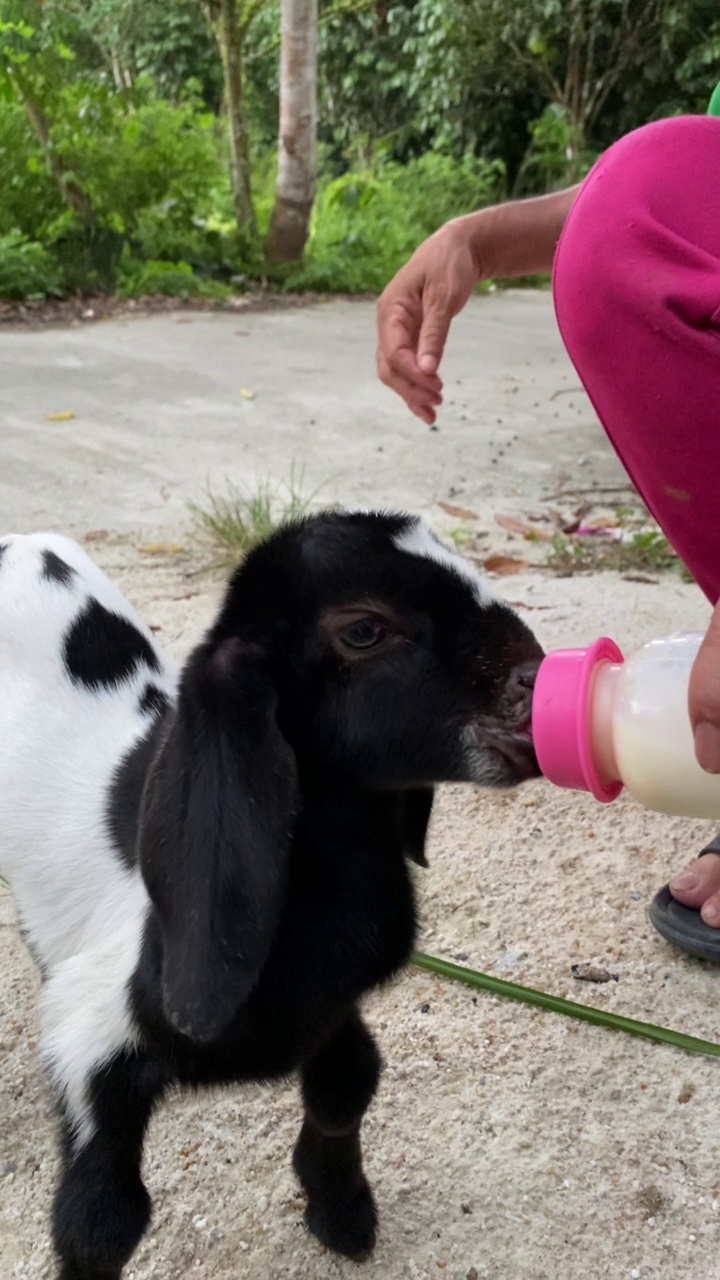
284, 151, 506, 293
0, 232, 63, 300
0, 104, 59, 242
0, 77, 232, 296
515, 106, 597, 195
117, 257, 230, 299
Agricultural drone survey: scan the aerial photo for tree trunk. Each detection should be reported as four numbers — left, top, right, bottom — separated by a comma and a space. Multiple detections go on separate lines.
206, 0, 255, 231
265, 0, 317, 264
13, 75, 95, 227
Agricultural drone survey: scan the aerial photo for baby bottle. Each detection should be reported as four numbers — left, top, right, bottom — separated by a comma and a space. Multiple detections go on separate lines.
532, 632, 720, 818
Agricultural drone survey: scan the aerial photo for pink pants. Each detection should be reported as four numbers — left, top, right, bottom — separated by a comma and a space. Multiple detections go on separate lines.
554, 115, 720, 604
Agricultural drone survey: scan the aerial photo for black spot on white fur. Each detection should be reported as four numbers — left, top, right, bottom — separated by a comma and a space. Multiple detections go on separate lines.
42, 549, 75, 587
138, 684, 169, 719
0, 543, 7, 570
63, 599, 160, 691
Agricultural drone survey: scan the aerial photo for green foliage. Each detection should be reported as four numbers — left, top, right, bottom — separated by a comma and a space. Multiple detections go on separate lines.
516, 106, 598, 195
0, 69, 234, 293
286, 152, 505, 293
117, 257, 230, 299
0, 231, 62, 299
0, 0, 718, 300
546, 525, 691, 580
0, 99, 58, 236
43, 80, 223, 233
45, 0, 223, 108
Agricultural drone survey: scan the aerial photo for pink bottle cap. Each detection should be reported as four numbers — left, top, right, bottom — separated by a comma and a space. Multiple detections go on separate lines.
532, 638, 625, 803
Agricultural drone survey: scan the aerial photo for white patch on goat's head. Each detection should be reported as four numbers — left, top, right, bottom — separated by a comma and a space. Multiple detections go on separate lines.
393, 518, 497, 606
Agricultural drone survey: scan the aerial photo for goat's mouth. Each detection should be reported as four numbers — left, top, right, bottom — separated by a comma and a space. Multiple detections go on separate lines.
465, 719, 540, 785
486, 724, 539, 780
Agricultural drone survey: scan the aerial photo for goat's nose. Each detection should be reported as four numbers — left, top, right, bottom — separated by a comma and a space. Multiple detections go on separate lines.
506, 658, 542, 697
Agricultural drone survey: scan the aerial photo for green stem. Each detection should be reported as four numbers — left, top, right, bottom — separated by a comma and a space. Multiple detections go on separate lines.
413, 951, 720, 1060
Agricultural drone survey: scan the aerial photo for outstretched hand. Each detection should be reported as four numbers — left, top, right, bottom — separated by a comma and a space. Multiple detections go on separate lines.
376, 221, 479, 424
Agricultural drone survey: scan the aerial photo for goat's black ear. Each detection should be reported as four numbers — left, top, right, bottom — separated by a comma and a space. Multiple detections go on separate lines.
138, 638, 298, 1044
398, 787, 434, 867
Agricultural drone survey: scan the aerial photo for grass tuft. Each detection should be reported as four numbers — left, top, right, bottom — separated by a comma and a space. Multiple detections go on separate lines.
189, 469, 321, 568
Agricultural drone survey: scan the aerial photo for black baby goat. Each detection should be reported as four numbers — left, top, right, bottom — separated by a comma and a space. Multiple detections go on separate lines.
0, 511, 542, 1279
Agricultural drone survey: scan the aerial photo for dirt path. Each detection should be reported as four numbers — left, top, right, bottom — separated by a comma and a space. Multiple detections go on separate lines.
2, 295, 718, 1280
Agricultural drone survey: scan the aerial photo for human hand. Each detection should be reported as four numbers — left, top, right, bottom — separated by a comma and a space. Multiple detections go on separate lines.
376, 218, 480, 424
690, 600, 720, 772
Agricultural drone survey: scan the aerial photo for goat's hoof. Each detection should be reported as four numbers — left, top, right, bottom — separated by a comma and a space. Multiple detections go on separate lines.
304, 1181, 378, 1260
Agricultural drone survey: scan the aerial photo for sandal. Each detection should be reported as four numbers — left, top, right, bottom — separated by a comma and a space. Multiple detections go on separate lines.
648, 838, 720, 962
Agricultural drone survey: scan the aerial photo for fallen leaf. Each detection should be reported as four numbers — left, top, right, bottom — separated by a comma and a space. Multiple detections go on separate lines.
46, 410, 76, 422
576, 516, 618, 535
139, 543, 186, 555
84, 529, 109, 543
494, 513, 534, 535
483, 554, 529, 575
438, 501, 478, 520
494, 513, 551, 540
240, 387, 256, 400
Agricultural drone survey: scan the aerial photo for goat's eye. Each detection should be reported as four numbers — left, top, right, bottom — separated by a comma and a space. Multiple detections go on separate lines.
340, 618, 387, 650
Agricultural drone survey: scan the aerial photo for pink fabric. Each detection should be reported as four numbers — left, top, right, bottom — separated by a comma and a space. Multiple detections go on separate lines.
554, 115, 720, 604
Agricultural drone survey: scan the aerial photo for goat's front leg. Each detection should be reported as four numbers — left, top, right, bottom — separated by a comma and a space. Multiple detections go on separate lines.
293, 1009, 381, 1259
51, 1050, 166, 1280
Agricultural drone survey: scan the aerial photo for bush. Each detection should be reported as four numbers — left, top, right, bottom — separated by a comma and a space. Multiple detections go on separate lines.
515, 106, 597, 195
0, 232, 63, 300
0, 104, 59, 242
284, 152, 506, 293
117, 257, 230, 299
0, 78, 234, 296
67, 82, 224, 234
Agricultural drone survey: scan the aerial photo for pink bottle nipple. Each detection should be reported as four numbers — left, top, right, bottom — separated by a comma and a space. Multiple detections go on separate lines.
532, 638, 625, 802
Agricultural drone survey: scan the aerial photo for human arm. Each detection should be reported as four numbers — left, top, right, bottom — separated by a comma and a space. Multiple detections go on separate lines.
376, 185, 581, 423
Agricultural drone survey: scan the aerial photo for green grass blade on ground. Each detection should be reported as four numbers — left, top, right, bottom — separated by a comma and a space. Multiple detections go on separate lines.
413, 951, 720, 1060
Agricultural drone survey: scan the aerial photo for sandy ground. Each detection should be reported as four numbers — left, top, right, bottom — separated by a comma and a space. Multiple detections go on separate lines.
2, 294, 720, 1280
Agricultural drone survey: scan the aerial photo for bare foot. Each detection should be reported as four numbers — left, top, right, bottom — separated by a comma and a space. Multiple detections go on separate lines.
670, 851, 720, 926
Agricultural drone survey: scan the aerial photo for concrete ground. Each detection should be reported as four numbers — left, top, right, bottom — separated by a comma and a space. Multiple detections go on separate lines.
1, 294, 719, 1280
